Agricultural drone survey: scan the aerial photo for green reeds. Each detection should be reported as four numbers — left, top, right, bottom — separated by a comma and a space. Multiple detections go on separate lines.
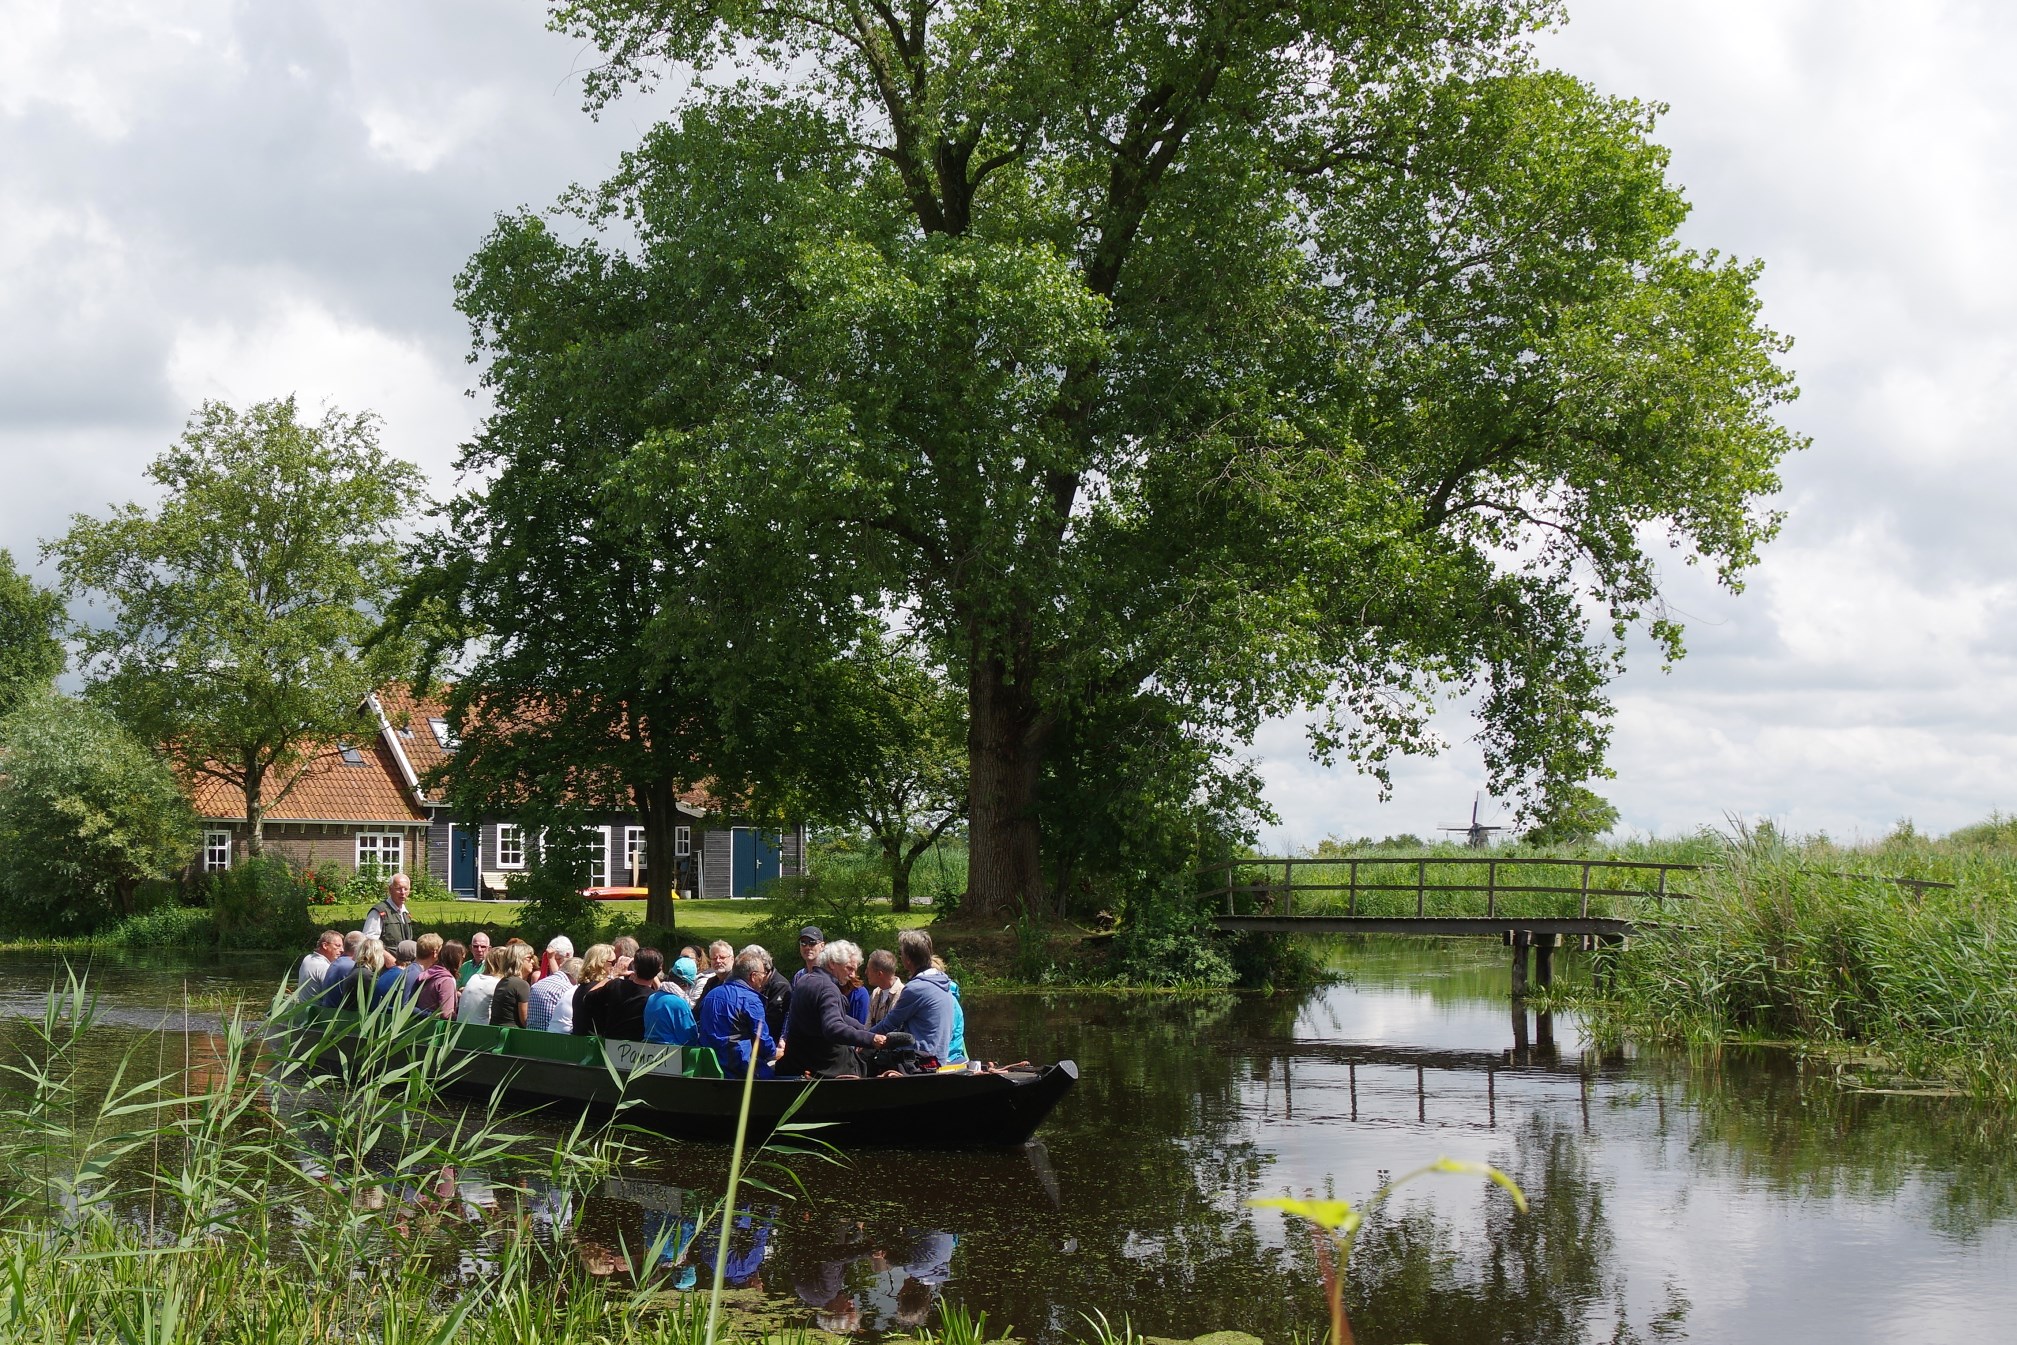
1596, 841, 2017, 1095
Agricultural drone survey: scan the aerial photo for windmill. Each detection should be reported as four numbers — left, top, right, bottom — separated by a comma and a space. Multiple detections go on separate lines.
1440, 793, 1503, 849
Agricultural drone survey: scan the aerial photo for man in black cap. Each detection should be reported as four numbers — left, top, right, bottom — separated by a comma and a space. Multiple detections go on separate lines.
792, 926, 825, 984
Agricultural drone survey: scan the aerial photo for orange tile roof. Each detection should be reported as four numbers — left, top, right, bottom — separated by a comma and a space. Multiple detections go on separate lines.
188, 734, 426, 825
374, 682, 724, 815
375, 682, 455, 801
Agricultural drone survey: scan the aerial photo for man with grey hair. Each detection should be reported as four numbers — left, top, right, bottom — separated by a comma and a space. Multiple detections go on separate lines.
697, 947, 780, 1077
296, 930, 342, 999
776, 940, 886, 1078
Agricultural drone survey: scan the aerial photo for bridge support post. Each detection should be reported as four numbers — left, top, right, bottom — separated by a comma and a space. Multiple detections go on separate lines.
1506, 929, 1531, 998
1534, 934, 1557, 990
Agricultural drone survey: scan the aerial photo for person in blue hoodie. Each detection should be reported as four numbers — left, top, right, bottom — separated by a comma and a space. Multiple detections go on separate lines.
869, 930, 956, 1064
696, 947, 780, 1076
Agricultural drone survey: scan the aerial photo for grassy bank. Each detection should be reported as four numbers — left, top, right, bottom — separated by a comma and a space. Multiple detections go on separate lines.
1577, 830, 2017, 1097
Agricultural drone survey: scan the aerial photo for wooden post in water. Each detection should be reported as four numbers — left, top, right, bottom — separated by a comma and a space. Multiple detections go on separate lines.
1507, 929, 1531, 998
1534, 933, 1556, 990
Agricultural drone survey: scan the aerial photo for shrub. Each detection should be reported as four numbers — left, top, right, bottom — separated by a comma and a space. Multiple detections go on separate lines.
106, 904, 216, 949
753, 869, 900, 957
507, 829, 604, 950
1111, 882, 1234, 988
207, 855, 315, 951
0, 692, 198, 936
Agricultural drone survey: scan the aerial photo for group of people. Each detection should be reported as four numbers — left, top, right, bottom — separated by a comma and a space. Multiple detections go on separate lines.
293, 875, 969, 1079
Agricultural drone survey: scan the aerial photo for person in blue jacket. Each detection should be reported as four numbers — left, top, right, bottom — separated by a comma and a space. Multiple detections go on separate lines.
644, 955, 701, 1046
696, 947, 780, 1076
869, 930, 957, 1063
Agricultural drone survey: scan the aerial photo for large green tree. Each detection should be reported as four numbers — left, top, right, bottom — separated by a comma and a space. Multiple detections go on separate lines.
0, 692, 198, 933
0, 549, 64, 718
50, 397, 422, 854
406, 178, 874, 925
530, 0, 1801, 917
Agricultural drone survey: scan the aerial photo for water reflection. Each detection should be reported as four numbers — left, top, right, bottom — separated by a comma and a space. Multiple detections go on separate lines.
6, 946, 2017, 1343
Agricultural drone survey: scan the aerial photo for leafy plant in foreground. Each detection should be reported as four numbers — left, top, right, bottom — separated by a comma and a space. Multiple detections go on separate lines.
1252, 1159, 1527, 1345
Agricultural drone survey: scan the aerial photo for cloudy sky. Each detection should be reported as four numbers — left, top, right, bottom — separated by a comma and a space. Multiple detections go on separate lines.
5, 1, 2012, 847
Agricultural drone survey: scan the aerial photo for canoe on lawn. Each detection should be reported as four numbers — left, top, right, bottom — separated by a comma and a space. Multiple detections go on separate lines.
279, 1008, 1077, 1150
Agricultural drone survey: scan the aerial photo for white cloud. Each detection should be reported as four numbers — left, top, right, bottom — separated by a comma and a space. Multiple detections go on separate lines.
362, 87, 508, 173
164, 296, 479, 484
6, 0, 2017, 846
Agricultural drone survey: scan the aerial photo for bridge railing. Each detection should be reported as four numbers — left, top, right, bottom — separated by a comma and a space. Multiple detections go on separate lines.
1203, 856, 1698, 922
1204, 857, 1954, 923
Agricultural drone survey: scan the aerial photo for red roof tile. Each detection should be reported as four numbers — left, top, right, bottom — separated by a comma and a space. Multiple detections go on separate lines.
189, 734, 425, 825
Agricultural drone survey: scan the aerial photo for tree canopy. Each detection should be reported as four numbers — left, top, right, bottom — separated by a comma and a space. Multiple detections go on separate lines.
503, 0, 1802, 916
0, 692, 198, 933
0, 549, 63, 719
49, 397, 422, 853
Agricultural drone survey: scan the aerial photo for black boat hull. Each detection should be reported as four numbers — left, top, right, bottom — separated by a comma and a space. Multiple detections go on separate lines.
284, 1012, 1077, 1149
454, 1051, 1079, 1148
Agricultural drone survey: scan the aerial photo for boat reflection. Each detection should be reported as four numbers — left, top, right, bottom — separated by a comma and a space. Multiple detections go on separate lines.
575, 1176, 959, 1332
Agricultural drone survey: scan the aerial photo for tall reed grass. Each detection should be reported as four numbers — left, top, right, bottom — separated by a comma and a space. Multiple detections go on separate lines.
1594, 828, 2017, 1096
0, 974, 837, 1344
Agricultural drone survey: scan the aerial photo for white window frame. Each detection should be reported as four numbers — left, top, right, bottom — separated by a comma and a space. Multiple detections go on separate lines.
623, 826, 645, 883
428, 717, 458, 749
582, 825, 609, 887
203, 830, 232, 872
496, 824, 525, 870
356, 832, 404, 874
674, 824, 692, 857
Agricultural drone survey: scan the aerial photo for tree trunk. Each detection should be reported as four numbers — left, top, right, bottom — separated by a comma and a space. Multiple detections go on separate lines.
242, 758, 266, 858
966, 648, 1046, 919
888, 839, 913, 913
637, 778, 679, 929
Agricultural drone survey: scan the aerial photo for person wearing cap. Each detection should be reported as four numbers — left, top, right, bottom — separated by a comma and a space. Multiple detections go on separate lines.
644, 955, 700, 1046
792, 926, 825, 983
527, 937, 582, 1031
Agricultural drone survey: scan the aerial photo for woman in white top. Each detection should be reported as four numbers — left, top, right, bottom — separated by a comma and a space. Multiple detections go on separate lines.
456, 944, 510, 1024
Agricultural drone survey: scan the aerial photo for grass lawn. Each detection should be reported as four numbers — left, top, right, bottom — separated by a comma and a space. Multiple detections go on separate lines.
317, 897, 934, 951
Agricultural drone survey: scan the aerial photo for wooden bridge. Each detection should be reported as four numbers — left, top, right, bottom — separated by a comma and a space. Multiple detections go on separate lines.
1204, 856, 1693, 993
1205, 856, 1952, 995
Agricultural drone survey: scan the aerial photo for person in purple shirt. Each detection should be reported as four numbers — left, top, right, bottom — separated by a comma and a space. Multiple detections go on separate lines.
696, 949, 780, 1077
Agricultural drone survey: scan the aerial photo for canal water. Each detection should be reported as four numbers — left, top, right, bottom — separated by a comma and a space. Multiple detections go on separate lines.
3, 940, 2014, 1344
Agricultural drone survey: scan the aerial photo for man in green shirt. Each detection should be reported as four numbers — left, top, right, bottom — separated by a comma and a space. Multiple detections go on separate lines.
458, 929, 492, 988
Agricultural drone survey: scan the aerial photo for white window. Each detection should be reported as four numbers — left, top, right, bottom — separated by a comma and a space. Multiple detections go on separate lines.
623, 826, 645, 882
428, 717, 458, 750
583, 826, 609, 887
203, 830, 232, 872
674, 825, 692, 857
497, 824, 525, 869
356, 833, 404, 874
338, 744, 366, 766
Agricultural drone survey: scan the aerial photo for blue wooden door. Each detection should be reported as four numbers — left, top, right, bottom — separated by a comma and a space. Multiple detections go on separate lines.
730, 828, 783, 896
451, 826, 477, 894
